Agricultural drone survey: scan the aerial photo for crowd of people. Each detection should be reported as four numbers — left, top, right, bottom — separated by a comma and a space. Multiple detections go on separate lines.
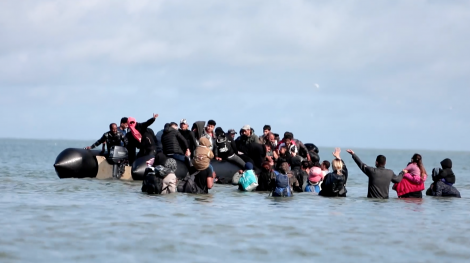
86, 114, 462, 198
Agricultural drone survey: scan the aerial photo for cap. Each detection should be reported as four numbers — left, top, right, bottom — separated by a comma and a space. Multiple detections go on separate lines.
242, 125, 251, 130
180, 119, 187, 124
228, 129, 237, 134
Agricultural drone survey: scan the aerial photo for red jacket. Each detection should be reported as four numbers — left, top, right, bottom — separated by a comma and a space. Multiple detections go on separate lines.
394, 173, 425, 196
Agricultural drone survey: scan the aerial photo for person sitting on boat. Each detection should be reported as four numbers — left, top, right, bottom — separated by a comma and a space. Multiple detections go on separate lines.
393, 153, 427, 198
86, 123, 127, 154
118, 117, 128, 136
227, 129, 237, 140
125, 114, 158, 165
179, 119, 197, 154
214, 127, 245, 168
161, 122, 190, 163
259, 125, 272, 144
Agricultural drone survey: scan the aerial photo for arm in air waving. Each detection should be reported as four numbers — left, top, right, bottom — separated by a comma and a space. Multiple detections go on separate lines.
347, 149, 372, 177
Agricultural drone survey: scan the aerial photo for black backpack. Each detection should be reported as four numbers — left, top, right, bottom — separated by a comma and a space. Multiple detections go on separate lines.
141, 166, 171, 195
323, 173, 345, 194
177, 171, 203, 194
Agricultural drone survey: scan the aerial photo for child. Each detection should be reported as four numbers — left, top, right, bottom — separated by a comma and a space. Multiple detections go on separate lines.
305, 166, 324, 193
321, 160, 330, 177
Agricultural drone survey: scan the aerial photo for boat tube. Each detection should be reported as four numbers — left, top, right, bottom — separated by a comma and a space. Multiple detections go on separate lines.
54, 148, 242, 183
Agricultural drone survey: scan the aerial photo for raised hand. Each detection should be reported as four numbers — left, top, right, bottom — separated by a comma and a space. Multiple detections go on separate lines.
153, 113, 159, 119
346, 149, 355, 155
332, 147, 341, 159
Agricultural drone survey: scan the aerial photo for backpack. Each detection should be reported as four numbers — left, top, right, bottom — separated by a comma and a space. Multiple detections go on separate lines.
257, 170, 274, 191
239, 170, 258, 191
305, 181, 321, 193
272, 172, 292, 197
177, 170, 203, 194
141, 167, 162, 195
323, 173, 345, 194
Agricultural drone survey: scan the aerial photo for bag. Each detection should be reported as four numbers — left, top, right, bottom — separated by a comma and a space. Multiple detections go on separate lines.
323, 173, 345, 194
257, 170, 274, 191
177, 170, 203, 194
305, 181, 320, 193
239, 170, 258, 191
141, 167, 164, 194
272, 172, 292, 197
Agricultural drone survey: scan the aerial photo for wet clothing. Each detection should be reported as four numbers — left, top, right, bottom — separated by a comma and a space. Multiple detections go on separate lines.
319, 160, 348, 197
90, 131, 128, 153
432, 159, 455, 185
126, 117, 156, 165
352, 153, 402, 199
257, 168, 276, 191
426, 180, 461, 198
161, 126, 189, 156
188, 166, 213, 194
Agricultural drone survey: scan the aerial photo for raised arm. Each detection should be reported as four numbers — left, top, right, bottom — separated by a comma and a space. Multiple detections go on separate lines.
138, 113, 158, 130
347, 149, 372, 177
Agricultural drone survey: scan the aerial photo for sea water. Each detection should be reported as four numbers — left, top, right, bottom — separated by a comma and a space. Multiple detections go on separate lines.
1, 139, 469, 263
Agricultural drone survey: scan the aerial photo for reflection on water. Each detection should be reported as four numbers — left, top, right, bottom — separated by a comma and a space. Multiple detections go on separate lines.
1, 139, 470, 262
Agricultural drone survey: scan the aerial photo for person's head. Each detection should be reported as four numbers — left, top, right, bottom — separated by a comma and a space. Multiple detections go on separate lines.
411, 153, 427, 179
199, 137, 211, 147
321, 160, 330, 171
279, 146, 287, 155
308, 167, 322, 182
267, 133, 276, 145
441, 158, 452, 169
170, 122, 178, 129
180, 119, 188, 130
279, 161, 289, 174
375, 155, 386, 167
164, 158, 177, 173
263, 125, 271, 136
265, 143, 272, 152
109, 123, 118, 134
283, 133, 293, 146
228, 129, 237, 139
120, 117, 128, 130
127, 117, 136, 128
283, 131, 294, 140
331, 159, 343, 175
244, 162, 253, 171
301, 161, 310, 170
262, 161, 271, 171
206, 120, 216, 133
242, 125, 251, 136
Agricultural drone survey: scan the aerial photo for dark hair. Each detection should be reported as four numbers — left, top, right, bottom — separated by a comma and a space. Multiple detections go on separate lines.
322, 160, 330, 169
313, 162, 321, 168
120, 117, 128, 124
376, 155, 386, 166
109, 123, 117, 130
283, 133, 293, 140
263, 125, 271, 131
411, 153, 427, 180
208, 120, 216, 126
169, 122, 178, 127
301, 161, 309, 169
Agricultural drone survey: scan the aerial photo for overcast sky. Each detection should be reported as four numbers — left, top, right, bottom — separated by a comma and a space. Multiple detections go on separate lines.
0, 0, 469, 151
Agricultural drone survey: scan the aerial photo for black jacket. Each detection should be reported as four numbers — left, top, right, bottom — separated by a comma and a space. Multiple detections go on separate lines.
179, 129, 196, 153
91, 131, 127, 153
319, 160, 348, 197
126, 117, 156, 164
162, 127, 189, 156
432, 158, 456, 184
352, 153, 403, 199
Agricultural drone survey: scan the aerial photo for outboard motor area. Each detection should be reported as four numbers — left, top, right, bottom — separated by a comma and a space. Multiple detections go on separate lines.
108, 146, 128, 178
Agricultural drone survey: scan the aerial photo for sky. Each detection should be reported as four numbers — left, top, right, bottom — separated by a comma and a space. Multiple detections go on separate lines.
0, 0, 469, 151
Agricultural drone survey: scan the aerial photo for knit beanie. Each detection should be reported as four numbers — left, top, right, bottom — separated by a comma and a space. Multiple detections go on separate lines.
164, 158, 177, 173
308, 167, 323, 183
245, 162, 253, 170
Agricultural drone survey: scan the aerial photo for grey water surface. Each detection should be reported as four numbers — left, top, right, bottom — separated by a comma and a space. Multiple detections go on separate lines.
1, 139, 470, 263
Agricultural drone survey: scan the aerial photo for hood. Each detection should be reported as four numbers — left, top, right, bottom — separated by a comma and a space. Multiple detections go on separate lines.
441, 158, 452, 169
290, 157, 302, 168
192, 121, 206, 139
199, 137, 211, 147
163, 124, 175, 134
215, 127, 225, 137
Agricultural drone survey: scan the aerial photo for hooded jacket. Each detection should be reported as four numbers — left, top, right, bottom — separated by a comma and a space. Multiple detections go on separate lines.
191, 121, 218, 157
161, 126, 189, 156
215, 127, 236, 159
126, 117, 156, 164
432, 158, 455, 185
192, 137, 214, 171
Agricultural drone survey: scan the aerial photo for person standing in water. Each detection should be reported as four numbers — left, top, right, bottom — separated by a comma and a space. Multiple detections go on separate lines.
346, 149, 402, 199
393, 153, 427, 198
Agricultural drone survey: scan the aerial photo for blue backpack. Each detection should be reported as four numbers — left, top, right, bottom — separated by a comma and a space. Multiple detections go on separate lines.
272, 171, 292, 197
239, 170, 258, 191
305, 181, 321, 193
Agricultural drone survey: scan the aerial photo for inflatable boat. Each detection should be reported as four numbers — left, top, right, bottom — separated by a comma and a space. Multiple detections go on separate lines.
53, 146, 241, 184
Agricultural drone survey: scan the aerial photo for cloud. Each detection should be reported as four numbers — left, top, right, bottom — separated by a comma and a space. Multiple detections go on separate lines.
0, 0, 469, 150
